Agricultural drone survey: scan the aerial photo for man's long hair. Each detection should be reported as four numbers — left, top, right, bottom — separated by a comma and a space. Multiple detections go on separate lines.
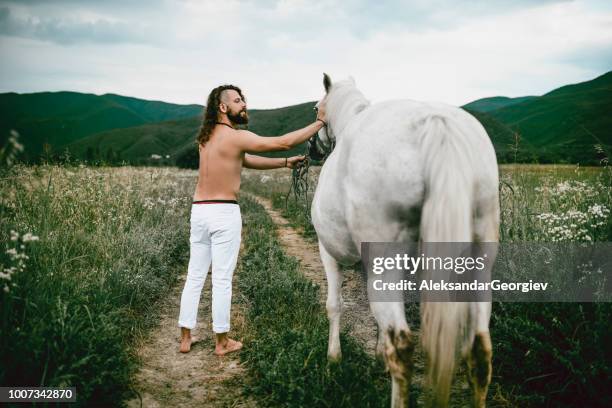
197, 84, 245, 147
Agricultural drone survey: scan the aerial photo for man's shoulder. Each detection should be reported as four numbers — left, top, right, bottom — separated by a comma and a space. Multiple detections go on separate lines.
214, 127, 253, 141
233, 129, 261, 141
224, 129, 258, 151
236, 129, 257, 137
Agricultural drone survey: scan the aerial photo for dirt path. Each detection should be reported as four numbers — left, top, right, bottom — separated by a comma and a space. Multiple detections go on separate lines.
250, 194, 479, 408
124, 193, 479, 407
126, 263, 256, 407
249, 194, 379, 355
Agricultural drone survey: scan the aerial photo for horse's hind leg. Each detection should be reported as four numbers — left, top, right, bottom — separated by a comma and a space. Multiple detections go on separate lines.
371, 301, 414, 407
466, 331, 492, 408
467, 200, 499, 407
319, 241, 343, 361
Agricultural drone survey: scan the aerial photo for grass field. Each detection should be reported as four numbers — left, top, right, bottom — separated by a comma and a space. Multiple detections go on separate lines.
1, 163, 610, 407
241, 164, 611, 407
242, 164, 611, 243
0, 164, 194, 406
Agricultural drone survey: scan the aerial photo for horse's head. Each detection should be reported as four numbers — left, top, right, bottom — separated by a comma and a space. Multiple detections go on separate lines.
309, 73, 362, 160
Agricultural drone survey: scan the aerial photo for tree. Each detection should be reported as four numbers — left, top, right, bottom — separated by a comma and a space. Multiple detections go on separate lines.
86, 146, 95, 162
175, 145, 199, 169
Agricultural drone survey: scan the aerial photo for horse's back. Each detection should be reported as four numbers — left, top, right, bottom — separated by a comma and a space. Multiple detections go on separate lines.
345, 98, 499, 195
313, 98, 499, 260
348, 99, 494, 154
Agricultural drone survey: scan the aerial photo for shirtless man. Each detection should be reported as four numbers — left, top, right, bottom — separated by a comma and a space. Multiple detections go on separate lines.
178, 84, 327, 355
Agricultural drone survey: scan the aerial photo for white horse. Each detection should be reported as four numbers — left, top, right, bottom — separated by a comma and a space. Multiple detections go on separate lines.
311, 74, 500, 407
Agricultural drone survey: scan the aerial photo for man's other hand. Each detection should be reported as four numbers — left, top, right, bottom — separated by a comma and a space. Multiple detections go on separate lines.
286, 155, 306, 169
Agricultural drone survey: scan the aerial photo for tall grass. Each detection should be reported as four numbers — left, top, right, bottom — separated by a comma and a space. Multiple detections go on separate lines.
493, 166, 611, 407
0, 164, 194, 406
499, 165, 611, 242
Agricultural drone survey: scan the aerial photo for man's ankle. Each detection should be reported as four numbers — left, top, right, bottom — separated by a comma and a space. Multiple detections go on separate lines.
181, 327, 191, 338
215, 332, 229, 346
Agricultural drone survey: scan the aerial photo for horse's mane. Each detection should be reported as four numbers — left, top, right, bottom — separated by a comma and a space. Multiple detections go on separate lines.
326, 79, 370, 137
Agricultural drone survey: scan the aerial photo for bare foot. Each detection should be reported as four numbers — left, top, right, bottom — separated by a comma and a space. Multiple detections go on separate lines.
179, 335, 199, 353
214, 338, 243, 356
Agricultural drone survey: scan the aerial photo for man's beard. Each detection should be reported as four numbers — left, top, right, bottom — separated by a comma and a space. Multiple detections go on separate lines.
227, 109, 249, 125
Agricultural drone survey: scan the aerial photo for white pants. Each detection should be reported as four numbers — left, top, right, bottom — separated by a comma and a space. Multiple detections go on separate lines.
178, 203, 242, 333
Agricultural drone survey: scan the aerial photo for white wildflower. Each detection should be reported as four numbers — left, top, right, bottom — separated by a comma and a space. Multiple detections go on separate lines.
21, 232, 40, 243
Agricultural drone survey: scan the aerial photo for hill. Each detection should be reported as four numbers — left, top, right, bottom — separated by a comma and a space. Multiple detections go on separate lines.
0, 91, 202, 160
471, 71, 612, 164
67, 117, 201, 165
462, 109, 537, 163
66, 101, 318, 166
463, 96, 537, 113
2, 71, 610, 165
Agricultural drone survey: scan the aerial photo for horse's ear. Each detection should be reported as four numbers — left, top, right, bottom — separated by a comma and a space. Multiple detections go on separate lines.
323, 73, 331, 93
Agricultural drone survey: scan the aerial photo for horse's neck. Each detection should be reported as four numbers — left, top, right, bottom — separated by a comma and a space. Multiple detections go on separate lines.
332, 90, 369, 137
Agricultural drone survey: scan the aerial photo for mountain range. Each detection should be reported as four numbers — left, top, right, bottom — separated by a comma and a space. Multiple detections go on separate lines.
1, 71, 610, 166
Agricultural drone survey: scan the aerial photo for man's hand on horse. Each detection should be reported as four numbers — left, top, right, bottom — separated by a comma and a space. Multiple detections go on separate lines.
286, 155, 306, 169
316, 100, 327, 123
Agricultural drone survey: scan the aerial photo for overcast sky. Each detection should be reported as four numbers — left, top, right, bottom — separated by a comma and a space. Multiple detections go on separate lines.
0, 0, 611, 108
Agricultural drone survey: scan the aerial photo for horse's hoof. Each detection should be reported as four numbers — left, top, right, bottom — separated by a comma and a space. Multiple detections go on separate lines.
375, 344, 385, 362
327, 352, 342, 363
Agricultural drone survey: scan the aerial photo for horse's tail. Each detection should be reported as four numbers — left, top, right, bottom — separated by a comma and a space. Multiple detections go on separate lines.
419, 115, 473, 407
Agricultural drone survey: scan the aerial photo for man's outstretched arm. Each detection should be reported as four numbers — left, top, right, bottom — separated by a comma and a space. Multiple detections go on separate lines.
236, 121, 324, 153
243, 154, 306, 169
234, 102, 326, 153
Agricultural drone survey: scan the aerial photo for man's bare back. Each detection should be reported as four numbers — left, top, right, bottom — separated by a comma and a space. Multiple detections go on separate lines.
193, 125, 244, 201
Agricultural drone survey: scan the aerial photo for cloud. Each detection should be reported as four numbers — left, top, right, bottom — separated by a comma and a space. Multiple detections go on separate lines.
0, 0, 576, 46
556, 43, 612, 72
0, 0, 610, 108
0, 6, 159, 45
223, 0, 575, 42
330, 1, 612, 102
